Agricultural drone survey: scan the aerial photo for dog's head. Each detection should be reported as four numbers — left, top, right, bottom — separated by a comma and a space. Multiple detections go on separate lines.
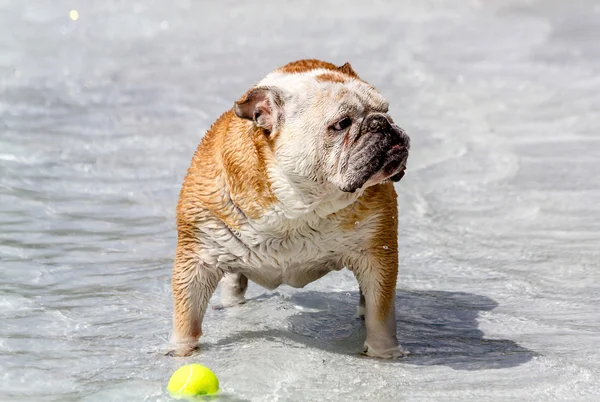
234, 60, 410, 198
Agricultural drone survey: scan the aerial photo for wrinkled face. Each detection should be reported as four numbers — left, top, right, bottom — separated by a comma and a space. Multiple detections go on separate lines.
234, 64, 410, 197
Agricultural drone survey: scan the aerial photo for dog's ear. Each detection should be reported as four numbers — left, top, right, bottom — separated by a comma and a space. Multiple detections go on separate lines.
234, 87, 284, 133
337, 62, 358, 78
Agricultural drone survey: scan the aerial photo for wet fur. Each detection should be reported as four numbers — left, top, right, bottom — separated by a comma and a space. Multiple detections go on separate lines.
170, 59, 408, 358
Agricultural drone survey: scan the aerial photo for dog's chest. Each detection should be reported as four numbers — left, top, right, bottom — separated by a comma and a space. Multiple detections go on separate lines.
247, 216, 352, 262
228, 213, 364, 288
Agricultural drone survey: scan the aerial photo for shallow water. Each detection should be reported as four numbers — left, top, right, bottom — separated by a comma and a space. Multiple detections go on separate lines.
1, 0, 599, 400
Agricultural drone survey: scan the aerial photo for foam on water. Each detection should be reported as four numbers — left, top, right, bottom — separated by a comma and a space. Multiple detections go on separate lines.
1, 0, 599, 400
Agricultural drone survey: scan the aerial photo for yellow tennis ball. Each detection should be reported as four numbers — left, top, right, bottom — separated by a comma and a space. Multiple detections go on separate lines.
167, 364, 219, 397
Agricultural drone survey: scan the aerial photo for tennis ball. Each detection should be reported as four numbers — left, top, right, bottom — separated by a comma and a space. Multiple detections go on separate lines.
167, 364, 219, 398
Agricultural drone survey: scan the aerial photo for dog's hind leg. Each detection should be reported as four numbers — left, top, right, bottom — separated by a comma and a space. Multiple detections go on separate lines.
357, 287, 366, 319
219, 272, 248, 307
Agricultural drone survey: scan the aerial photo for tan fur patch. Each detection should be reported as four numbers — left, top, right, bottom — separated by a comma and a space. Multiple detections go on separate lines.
278, 59, 339, 74
316, 73, 347, 83
177, 110, 278, 229
278, 59, 360, 80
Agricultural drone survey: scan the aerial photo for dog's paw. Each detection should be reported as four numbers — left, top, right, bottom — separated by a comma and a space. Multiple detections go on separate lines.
212, 298, 247, 310
165, 344, 199, 357
362, 343, 409, 359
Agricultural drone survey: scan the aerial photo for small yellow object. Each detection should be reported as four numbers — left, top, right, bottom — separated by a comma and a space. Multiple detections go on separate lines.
167, 364, 220, 398
69, 10, 79, 21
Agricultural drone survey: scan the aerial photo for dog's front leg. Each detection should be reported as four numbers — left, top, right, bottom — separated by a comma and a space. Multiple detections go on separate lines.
351, 250, 407, 359
169, 242, 221, 357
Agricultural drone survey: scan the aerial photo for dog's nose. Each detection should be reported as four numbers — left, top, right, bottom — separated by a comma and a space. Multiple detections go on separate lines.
362, 113, 391, 134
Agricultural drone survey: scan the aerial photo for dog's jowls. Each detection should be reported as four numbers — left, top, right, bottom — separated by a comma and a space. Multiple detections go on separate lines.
170, 59, 410, 358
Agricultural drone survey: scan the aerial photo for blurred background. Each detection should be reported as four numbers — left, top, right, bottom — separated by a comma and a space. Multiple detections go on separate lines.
1, 0, 599, 401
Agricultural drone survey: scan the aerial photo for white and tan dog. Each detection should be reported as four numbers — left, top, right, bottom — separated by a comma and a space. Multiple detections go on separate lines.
169, 59, 410, 358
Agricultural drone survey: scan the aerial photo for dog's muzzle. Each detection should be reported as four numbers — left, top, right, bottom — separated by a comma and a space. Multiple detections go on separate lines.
340, 113, 410, 192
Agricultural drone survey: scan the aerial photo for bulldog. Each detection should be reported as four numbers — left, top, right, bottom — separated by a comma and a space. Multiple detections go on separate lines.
169, 59, 410, 358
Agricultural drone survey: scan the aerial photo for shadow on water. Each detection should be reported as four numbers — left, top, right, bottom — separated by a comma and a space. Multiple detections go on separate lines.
213, 290, 535, 370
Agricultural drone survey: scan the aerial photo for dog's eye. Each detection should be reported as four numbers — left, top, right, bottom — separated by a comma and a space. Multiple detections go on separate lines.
332, 117, 352, 131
